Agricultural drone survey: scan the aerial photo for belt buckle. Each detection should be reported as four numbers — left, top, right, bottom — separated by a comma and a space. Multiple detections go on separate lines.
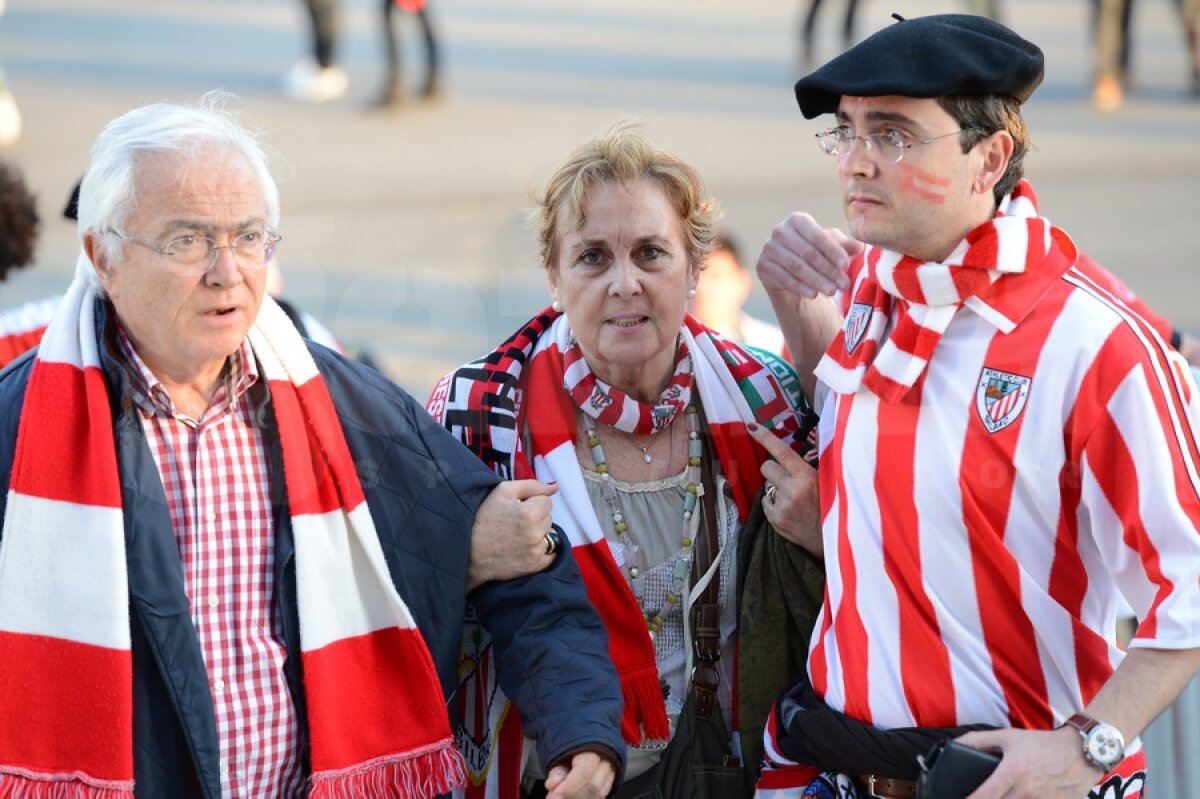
865, 774, 884, 799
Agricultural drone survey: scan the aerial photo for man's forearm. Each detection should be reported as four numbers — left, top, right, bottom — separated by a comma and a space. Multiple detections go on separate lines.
767, 291, 842, 404
1083, 645, 1200, 741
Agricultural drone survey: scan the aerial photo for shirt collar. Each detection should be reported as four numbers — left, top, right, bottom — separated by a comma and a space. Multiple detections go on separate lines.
113, 318, 259, 420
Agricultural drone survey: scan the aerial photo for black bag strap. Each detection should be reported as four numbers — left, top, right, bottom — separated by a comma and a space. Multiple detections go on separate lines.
690, 409, 723, 721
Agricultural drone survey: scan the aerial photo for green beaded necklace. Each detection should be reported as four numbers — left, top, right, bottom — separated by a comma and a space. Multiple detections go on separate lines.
585, 405, 703, 640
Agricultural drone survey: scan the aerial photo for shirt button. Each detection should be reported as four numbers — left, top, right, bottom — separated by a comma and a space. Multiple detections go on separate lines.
213, 678, 225, 691
206, 512, 217, 524
219, 760, 229, 776
207, 594, 219, 609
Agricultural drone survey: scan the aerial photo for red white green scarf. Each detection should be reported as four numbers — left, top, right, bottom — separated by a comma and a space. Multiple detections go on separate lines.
816, 181, 1064, 403
427, 307, 803, 798
0, 278, 465, 799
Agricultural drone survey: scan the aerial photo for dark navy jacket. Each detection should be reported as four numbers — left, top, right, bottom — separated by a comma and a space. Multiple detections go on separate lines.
0, 302, 624, 798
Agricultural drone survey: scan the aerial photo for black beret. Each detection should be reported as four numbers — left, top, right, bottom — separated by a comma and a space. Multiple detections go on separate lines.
794, 13, 1044, 119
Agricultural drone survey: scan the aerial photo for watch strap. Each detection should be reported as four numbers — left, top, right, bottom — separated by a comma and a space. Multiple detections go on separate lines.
1063, 713, 1099, 735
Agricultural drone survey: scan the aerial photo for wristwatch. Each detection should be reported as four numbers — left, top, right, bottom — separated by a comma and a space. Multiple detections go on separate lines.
1062, 713, 1125, 772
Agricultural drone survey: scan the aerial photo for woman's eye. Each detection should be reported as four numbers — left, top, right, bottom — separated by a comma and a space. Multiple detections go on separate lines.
641, 246, 663, 260
579, 250, 603, 265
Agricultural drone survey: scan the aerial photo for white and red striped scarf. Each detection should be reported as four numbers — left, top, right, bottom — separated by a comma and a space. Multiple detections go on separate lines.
0, 278, 465, 799
427, 307, 802, 799
815, 181, 1056, 403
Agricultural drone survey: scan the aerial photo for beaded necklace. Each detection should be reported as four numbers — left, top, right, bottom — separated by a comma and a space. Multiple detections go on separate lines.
584, 405, 703, 640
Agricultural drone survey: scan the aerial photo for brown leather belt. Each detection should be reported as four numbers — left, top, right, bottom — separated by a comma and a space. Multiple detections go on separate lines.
858, 774, 916, 798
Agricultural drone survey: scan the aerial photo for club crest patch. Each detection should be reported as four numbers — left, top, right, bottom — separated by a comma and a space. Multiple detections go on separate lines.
845, 302, 874, 354
976, 368, 1031, 433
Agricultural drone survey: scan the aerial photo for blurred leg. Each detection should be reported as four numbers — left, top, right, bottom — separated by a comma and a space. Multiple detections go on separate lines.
416, 7, 441, 98
377, 0, 403, 106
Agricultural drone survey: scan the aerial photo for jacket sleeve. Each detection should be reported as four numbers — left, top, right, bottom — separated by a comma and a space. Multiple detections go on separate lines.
470, 543, 626, 775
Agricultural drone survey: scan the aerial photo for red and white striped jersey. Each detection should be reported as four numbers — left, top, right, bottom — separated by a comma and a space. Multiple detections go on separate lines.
812, 261, 1200, 733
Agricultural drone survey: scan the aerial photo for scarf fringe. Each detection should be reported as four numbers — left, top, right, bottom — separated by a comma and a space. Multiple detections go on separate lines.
0, 773, 134, 799
621, 666, 671, 743
308, 741, 467, 799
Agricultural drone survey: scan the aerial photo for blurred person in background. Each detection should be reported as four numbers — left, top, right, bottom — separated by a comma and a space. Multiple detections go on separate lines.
428, 124, 824, 799
691, 232, 786, 356
754, 13, 1200, 797
0, 160, 50, 367
797, 0, 861, 72
285, 0, 440, 108
377, 0, 440, 107
1180, 0, 1200, 95
1092, 0, 1135, 111
0, 95, 624, 798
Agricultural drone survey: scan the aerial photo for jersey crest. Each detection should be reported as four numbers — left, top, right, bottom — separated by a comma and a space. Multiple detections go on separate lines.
845, 302, 874, 354
976, 367, 1031, 433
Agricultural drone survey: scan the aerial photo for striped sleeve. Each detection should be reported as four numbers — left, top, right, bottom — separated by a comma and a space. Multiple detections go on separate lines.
1066, 272, 1200, 650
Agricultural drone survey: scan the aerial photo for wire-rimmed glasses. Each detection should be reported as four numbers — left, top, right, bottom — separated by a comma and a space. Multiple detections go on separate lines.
815, 127, 973, 163
109, 228, 282, 276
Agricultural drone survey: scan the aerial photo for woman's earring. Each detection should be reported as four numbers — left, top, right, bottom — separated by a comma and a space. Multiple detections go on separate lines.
686, 288, 696, 300
552, 299, 563, 313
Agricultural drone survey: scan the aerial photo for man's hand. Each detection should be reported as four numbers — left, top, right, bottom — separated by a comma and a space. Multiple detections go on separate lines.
746, 422, 822, 557
544, 750, 617, 799
956, 727, 1100, 799
468, 479, 559, 590
756, 212, 862, 299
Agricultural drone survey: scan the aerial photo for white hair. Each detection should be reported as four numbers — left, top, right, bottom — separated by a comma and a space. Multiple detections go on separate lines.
74, 92, 281, 290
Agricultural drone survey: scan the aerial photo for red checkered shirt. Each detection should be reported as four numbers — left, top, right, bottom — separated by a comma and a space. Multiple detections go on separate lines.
116, 324, 304, 798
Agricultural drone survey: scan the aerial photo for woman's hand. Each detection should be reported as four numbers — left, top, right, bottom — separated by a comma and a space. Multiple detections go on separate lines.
746, 423, 823, 558
468, 479, 560, 590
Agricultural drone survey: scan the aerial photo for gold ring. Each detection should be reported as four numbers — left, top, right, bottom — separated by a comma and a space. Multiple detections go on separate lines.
765, 483, 778, 505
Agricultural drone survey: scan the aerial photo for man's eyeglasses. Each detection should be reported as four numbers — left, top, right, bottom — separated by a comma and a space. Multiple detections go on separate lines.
815, 127, 974, 163
109, 228, 282, 276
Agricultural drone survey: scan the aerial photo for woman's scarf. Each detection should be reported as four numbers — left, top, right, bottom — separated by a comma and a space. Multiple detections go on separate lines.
0, 278, 465, 799
562, 337, 693, 435
426, 307, 802, 798
815, 181, 1064, 403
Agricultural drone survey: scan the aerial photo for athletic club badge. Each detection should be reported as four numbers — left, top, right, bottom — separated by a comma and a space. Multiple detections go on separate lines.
976, 368, 1031, 433
845, 302, 873, 354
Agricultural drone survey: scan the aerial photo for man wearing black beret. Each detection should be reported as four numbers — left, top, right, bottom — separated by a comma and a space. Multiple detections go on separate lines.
747, 13, 1200, 799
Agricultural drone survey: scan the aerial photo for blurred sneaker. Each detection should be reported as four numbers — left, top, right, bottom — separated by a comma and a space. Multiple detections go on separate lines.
1093, 76, 1122, 113
283, 59, 348, 103
0, 90, 20, 147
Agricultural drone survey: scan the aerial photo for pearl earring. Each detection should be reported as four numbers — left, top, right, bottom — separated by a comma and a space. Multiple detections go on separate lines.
552, 299, 563, 312
687, 288, 696, 300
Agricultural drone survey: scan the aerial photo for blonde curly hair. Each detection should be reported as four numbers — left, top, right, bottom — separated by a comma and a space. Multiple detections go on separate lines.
531, 123, 719, 272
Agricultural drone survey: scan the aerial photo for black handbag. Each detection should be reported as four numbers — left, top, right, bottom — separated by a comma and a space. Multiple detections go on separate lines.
914, 740, 1001, 799
615, 424, 752, 799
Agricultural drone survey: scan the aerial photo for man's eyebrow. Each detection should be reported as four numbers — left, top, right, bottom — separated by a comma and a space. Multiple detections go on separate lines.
835, 109, 918, 126
159, 217, 266, 234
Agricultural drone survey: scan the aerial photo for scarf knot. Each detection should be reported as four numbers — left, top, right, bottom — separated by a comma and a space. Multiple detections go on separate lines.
815, 180, 1056, 403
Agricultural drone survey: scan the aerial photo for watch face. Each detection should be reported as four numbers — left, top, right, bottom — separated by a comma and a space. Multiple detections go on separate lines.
1086, 725, 1124, 769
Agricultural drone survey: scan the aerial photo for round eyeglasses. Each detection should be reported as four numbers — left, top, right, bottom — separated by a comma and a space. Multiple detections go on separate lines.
109, 228, 282, 276
815, 127, 972, 164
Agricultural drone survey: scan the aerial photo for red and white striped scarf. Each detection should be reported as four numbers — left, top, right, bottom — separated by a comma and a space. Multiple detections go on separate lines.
815, 181, 1055, 403
562, 338, 693, 435
427, 307, 802, 798
0, 278, 465, 799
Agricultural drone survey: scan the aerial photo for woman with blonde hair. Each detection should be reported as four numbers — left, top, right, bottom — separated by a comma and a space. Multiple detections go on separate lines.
428, 124, 824, 798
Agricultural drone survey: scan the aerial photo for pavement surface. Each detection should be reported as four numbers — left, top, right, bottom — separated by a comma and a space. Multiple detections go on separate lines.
2, 0, 1199, 398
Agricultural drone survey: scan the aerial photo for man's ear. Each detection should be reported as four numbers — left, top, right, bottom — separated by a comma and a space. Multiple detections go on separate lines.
976, 130, 1014, 197
82, 230, 113, 288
